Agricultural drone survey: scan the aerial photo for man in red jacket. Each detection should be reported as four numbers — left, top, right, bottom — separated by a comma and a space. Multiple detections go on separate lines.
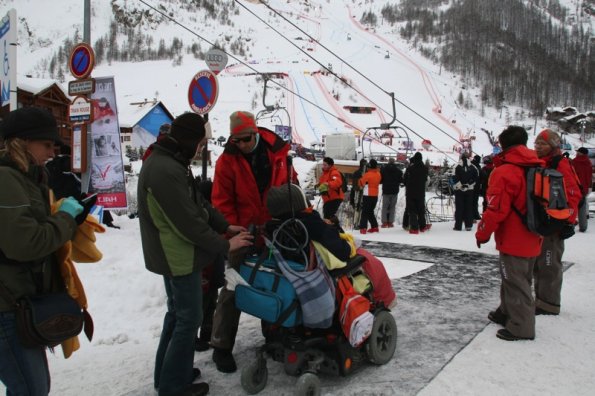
476, 126, 544, 341
533, 129, 581, 316
572, 147, 592, 232
209, 111, 297, 373
317, 157, 344, 220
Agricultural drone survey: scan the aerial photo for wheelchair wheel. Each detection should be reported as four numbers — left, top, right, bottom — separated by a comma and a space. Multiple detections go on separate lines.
241, 359, 268, 394
366, 310, 397, 365
294, 372, 320, 396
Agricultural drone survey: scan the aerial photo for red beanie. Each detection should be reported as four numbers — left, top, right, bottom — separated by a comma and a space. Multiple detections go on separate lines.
229, 111, 257, 135
536, 129, 561, 148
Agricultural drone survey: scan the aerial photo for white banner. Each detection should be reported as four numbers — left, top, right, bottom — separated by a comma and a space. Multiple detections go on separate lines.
88, 76, 127, 210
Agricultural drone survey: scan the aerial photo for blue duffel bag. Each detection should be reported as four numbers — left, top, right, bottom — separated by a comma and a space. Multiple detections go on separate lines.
235, 255, 302, 327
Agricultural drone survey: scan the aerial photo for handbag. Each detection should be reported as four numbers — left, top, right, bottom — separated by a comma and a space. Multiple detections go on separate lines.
0, 280, 84, 348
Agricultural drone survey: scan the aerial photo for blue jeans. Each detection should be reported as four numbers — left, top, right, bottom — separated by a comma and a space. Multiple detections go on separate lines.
0, 311, 50, 396
154, 271, 203, 396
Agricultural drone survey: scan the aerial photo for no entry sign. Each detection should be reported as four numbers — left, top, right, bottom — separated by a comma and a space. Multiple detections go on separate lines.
187, 69, 219, 115
69, 43, 95, 80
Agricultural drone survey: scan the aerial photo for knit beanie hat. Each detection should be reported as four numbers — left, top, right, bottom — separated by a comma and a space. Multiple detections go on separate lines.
230, 111, 258, 135
0, 106, 62, 144
412, 152, 422, 163
577, 147, 588, 155
368, 158, 378, 168
171, 112, 205, 145
266, 183, 310, 218
536, 129, 561, 149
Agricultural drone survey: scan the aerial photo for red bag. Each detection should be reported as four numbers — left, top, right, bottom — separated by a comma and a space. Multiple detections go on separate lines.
356, 248, 396, 308
336, 276, 374, 347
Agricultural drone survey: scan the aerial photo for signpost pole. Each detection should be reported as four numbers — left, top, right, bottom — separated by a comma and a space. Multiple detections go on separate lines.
202, 113, 208, 180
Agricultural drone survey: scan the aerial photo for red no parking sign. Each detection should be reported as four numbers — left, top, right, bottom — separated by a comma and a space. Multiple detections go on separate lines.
187, 69, 219, 115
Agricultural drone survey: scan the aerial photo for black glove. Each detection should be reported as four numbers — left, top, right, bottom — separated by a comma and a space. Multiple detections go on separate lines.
75, 193, 98, 225
559, 223, 575, 240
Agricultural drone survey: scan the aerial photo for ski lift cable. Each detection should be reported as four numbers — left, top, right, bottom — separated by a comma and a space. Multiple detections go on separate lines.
136, 0, 363, 134
252, 0, 466, 149
137, 1, 452, 160
232, 0, 456, 157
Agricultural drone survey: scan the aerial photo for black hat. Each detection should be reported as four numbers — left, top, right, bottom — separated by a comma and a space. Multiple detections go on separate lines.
412, 152, 422, 162
0, 107, 62, 144
171, 113, 205, 143
266, 183, 310, 218
577, 147, 588, 155
368, 159, 378, 168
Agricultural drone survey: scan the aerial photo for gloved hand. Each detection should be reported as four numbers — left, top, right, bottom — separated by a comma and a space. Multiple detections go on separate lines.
476, 239, 489, 248
74, 193, 98, 225
318, 183, 329, 195
58, 197, 84, 219
559, 223, 575, 240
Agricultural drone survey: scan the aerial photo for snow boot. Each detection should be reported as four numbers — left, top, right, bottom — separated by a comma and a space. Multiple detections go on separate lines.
496, 329, 534, 341
488, 308, 507, 326
212, 348, 237, 373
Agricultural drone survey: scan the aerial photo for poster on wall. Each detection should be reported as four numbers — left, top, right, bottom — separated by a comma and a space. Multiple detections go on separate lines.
88, 76, 127, 210
1, 9, 17, 109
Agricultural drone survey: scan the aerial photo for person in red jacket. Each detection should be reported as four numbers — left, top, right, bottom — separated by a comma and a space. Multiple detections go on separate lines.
533, 129, 581, 316
210, 110, 297, 373
476, 125, 544, 341
357, 158, 382, 233
317, 157, 345, 220
572, 147, 592, 232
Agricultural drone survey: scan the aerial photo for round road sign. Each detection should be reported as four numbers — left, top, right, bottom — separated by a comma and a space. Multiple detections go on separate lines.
69, 43, 95, 80
187, 69, 219, 115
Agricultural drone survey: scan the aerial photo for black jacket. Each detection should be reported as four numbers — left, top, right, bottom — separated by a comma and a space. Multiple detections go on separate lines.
380, 163, 403, 195
403, 161, 428, 199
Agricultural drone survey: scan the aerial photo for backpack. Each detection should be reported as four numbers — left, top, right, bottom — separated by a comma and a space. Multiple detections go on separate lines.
513, 156, 571, 236
336, 275, 374, 347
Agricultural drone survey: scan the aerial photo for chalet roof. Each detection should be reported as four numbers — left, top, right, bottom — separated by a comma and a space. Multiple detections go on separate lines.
17, 75, 68, 97
118, 100, 173, 128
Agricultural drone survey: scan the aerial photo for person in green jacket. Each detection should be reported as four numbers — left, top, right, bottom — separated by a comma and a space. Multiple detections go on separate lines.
0, 107, 84, 396
138, 112, 252, 396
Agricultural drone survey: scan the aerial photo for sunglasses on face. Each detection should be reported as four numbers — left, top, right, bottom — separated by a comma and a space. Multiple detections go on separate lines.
231, 134, 253, 144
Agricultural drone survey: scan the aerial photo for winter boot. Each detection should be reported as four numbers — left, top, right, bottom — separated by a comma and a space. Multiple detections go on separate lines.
359, 228, 367, 234
496, 329, 534, 341
367, 227, 379, 233
212, 348, 237, 373
535, 307, 558, 316
174, 382, 209, 396
488, 308, 507, 326
381, 223, 390, 228
409, 229, 419, 234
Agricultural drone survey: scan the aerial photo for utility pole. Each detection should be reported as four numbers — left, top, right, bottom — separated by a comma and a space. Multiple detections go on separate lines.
84, 0, 91, 43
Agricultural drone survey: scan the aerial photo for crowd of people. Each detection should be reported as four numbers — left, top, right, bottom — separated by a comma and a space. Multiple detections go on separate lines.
1, 105, 592, 395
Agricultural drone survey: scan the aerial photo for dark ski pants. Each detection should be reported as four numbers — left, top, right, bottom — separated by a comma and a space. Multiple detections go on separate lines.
323, 199, 342, 220
406, 196, 426, 231
358, 196, 378, 229
534, 234, 564, 314
498, 253, 536, 339
454, 190, 474, 230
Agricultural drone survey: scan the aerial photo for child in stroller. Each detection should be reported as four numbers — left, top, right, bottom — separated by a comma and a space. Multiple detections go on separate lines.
233, 183, 397, 395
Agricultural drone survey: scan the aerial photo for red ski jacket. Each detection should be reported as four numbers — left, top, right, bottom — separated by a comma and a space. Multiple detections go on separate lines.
212, 127, 297, 228
476, 145, 545, 257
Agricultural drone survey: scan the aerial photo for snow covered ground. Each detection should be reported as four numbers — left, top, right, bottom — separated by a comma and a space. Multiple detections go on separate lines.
2, 0, 595, 394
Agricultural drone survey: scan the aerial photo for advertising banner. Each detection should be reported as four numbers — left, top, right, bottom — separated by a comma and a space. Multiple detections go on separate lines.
1, 9, 17, 109
88, 76, 127, 209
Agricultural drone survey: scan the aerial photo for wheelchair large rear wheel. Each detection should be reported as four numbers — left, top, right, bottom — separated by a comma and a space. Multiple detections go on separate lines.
366, 310, 397, 365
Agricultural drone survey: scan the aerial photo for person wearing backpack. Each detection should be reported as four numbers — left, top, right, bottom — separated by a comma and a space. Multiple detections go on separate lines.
317, 157, 345, 220
452, 152, 480, 231
533, 129, 582, 316
380, 158, 403, 228
572, 147, 592, 232
475, 125, 544, 341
